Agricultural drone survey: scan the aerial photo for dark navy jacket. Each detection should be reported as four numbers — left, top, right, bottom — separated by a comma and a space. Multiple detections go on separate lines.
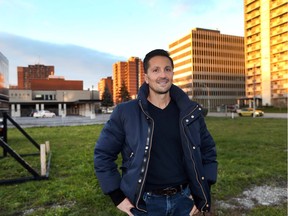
94, 83, 217, 212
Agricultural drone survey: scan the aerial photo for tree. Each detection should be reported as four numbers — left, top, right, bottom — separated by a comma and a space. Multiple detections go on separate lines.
101, 87, 113, 108
118, 81, 131, 103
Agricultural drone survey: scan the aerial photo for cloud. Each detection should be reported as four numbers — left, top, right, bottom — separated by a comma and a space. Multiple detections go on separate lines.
0, 32, 125, 89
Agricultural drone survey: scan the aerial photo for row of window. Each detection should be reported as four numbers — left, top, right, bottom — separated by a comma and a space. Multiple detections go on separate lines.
34, 94, 56, 100
193, 58, 244, 67
193, 90, 245, 96
10, 93, 30, 97
174, 66, 245, 75
192, 42, 243, 51
192, 50, 244, 58
10, 93, 57, 101
176, 82, 245, 90
193, 74, 245, 81
192, 32, 242, 44
193, 67, 244, 73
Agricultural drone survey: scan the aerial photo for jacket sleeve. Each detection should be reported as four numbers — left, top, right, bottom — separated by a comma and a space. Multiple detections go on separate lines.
199, 116, 218, 186
94, 106, 125, 194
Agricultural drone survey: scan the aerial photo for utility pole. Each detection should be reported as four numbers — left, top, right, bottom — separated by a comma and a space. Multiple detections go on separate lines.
91, 85, 95, 119
91, 85, 94, 100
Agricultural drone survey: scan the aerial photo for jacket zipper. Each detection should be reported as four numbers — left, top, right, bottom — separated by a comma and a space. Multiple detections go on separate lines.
135, 100, 154, 212
180, 105, 208, 211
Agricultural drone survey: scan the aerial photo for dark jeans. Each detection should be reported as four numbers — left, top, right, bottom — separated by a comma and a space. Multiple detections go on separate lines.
131, 186, 194, 216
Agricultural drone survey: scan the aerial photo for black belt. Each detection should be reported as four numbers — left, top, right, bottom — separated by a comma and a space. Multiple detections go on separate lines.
148, 183, 188, 196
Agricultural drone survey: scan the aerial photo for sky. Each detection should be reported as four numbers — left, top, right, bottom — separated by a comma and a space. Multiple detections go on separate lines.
0, 0, 244, 90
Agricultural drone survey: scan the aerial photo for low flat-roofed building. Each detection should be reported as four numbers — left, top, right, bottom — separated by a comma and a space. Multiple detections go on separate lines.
9, 89, 100, 117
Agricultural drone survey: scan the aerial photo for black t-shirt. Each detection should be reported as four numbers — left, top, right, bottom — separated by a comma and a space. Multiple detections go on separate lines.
145, 99, 188, 191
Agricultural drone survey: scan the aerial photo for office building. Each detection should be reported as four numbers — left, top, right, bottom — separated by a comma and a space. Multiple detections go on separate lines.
112, 57, 144, 104
244, 0, 288, 107
169, 28, 245, 111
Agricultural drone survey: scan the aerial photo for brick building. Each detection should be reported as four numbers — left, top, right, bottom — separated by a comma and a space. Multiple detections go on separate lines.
17, 64, 54, 89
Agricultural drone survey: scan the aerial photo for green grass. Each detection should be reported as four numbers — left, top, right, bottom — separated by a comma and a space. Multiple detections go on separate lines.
0, 117, 287, 216
258, 106, 287, 113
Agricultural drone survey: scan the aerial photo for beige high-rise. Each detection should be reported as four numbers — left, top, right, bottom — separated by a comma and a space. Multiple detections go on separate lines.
169, 28, 245, 111
244, 0, 288, 107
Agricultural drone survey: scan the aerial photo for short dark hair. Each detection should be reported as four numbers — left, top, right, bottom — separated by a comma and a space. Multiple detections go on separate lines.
143, 49, 174, 74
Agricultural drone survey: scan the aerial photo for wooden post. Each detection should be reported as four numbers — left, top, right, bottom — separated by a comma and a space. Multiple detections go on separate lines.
45, 141, 50, 154
40, 144, 46, 176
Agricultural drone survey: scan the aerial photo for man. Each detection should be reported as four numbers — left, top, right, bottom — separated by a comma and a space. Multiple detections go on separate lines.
94, 49, 217, 216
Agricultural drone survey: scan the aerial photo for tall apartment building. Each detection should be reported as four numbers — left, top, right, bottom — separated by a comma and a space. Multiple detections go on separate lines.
244, 0, 288, 107
113, 61, 126, 104
112, 57, 144, 104
98, 76, 113, 100
17, 64, 54, 89
169, 28, 245, 111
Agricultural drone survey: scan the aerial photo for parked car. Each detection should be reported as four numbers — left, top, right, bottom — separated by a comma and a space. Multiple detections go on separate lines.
237, 108, 264, 117
33, 110, 56, 118
28, 109, 39, 117
101, 106, 115, 114
227, 104, 239, 113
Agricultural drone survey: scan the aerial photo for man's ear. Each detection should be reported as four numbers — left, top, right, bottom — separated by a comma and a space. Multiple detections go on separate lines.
144, 74, 149, 84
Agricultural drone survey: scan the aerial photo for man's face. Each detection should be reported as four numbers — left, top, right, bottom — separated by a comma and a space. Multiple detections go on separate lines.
145, 56, 173, 95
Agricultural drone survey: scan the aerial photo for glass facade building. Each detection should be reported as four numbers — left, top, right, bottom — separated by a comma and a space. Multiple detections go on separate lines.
0, 52, 9, 114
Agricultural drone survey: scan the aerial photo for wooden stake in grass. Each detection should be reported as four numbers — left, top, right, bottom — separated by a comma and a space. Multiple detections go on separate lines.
40, 144, 46, 176
45, 141, 50, 154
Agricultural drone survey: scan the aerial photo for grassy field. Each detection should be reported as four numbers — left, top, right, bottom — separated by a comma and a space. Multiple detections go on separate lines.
0, 117, 287, 216
260, 106, 287, 113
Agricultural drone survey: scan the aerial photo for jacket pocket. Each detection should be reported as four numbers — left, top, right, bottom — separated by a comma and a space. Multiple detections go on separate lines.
120, 151, 134, 175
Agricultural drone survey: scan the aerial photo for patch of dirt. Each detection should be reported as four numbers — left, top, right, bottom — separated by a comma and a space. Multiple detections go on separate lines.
216, 185, 287, 210
22, 201, 76, 215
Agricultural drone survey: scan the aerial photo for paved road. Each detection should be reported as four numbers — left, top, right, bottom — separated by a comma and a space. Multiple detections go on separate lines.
7, 114, 111, 128
7, 112, 287, 128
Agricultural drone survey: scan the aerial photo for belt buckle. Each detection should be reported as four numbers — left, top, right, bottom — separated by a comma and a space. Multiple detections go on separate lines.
162, 187, 177, 196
